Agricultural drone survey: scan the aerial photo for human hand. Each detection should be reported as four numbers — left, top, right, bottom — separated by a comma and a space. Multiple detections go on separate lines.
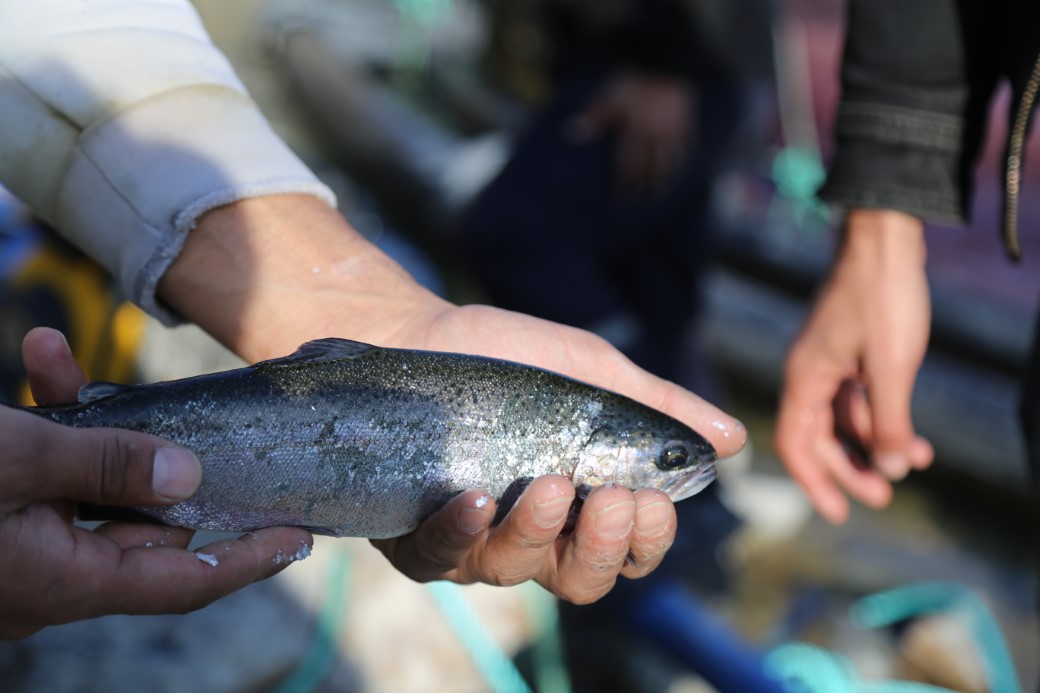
775, 210, 935, 523
369, 303, 745, 603
566, 71, 694, 195
0, 327, 312, 639
160, 195, 746, 603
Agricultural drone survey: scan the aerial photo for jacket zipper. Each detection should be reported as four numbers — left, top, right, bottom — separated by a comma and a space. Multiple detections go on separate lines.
1004, 49, 1040, 261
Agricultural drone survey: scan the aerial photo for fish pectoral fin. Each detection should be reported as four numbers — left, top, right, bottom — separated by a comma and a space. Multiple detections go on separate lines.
492, 476, 534, 525
76, 502, 161, 524
256, 338, 378, 370
298, 525, 342, 537
78, 381, 135, 403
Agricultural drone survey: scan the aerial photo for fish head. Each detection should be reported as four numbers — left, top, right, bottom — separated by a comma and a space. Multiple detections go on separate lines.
572, 406, 718, 502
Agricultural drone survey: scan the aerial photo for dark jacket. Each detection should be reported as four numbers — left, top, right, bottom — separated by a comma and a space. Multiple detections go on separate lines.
819, 0, 1040, 260
544, 0, 723, 81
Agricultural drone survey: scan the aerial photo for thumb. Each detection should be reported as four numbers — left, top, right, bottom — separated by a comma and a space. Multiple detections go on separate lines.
5, 409, 202, 506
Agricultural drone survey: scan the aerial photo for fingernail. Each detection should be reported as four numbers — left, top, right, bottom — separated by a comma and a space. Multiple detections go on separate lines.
635, 501, 671, 536
457, 495, 492, 534
533, 496, 572, 528
152, 447, 202, 500
875, 452, 909, 480
594, 501, 635, 539
56, 330, 73, 357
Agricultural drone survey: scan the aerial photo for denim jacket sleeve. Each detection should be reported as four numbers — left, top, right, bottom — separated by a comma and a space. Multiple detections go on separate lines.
819, 0, 1001, 225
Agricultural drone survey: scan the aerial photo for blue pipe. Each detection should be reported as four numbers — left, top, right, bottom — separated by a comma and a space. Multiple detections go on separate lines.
625, 579, 789, 693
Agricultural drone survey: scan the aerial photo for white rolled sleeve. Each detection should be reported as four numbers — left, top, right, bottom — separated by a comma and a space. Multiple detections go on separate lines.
0, 0, 336, 323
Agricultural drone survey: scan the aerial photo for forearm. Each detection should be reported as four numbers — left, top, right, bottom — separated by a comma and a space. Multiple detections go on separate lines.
839, 209, 927, 271
821, 208, 930, 364
157, 194, 451, 362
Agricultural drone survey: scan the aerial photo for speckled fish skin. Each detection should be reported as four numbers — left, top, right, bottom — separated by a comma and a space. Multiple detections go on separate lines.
26, 339, 718, 539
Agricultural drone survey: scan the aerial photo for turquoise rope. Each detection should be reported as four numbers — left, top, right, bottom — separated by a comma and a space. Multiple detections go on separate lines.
393, 0, 451, 28
770, 144, 829, 229
274, 549, 352, 693
390, 0, 452, 72
851, 582, 1021, 693
765, 642, 955, 693
766, 582, 1021, 693
523, 585, 572, 693
426, 581, 533, 693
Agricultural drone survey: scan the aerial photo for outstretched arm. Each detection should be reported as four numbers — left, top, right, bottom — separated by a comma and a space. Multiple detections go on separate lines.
158, 194, 747, 603
775, 209, 935, 523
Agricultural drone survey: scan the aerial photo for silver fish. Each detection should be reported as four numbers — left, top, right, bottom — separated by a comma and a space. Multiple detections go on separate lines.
27, 338, 717, 538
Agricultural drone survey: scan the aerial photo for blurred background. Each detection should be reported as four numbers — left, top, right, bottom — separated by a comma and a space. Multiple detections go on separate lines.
0, 0, 1037, 691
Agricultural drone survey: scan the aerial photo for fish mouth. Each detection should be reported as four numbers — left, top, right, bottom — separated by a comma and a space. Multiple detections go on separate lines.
662, 465, 718, 502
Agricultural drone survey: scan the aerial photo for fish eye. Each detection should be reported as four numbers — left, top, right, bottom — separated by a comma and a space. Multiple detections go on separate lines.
657, 442, 690, 470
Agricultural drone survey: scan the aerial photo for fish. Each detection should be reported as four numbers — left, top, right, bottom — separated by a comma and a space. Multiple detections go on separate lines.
25, 338, 718, 539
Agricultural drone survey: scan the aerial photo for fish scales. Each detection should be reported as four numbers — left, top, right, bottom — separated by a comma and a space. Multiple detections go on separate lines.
25, 338, 717, 538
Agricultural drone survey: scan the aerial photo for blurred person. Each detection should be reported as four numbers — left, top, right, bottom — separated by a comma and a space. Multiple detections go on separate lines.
0, 0, 747, 638
456, 0, 774, 688
775, 0, 1040, 533
460, 0, 771, 388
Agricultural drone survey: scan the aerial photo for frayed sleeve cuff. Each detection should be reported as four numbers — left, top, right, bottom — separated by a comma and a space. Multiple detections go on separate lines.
53, 86, 335, 325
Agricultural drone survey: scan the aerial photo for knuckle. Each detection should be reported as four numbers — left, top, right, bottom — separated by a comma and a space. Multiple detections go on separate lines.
412, 537, 461, 577
580, 552, 625, 576
483, 556, 527, 587
632, 536, 674, 564
88, 434, 143, 503
512, 531, 554, 553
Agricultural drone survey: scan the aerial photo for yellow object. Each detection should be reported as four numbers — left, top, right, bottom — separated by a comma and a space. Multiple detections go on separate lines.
10, 243, 146, 405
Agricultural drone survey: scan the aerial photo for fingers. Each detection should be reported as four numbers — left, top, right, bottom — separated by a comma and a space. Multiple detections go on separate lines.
865, 364, 927, 480
372, 476, 671, 604
776, 356, 892, 524
88, 527, 313, 618
549, 484, 637, 604
621, 488, 676, 578
22, 327, 86, 404
812, 434, 892, 511
775, 384, 852, 524
3, 408, 202, 506
558, 329, 746, 459
370, 489, 497, 583
480, 476, 575, 585
374, 477, 577, 586
93, 522, 196, 550
616, 365, 747, 460
834, 378, 935, 479
17, 327, 204, 508
777, 358, 910, 525
909, 435, 935, 470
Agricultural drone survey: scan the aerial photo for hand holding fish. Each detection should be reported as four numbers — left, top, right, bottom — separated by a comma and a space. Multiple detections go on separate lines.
0, 329, 312, 639
372, 304, 738, 601
372, 475, 679, 604
155, 194, 747, 604
775, 210, 935, 524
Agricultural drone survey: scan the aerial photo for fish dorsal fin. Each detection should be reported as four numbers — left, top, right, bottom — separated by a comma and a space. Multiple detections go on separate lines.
78, 381, 133, 404
258, 338, 377, 369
